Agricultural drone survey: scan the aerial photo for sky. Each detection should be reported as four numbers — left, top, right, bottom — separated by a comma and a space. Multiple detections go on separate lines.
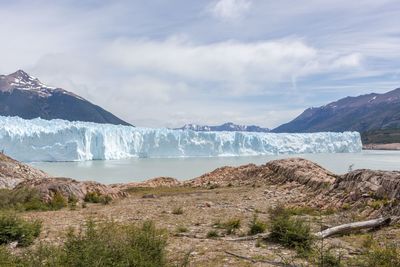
1, 0, 400, 128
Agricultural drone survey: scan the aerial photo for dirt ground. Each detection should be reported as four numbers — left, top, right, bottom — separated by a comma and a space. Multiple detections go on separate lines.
24, 184, 400, 267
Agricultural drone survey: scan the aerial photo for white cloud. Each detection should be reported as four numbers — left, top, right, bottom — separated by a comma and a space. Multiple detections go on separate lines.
105, 38, 361, 94
0, 0, 399, 128
209, 0, 251, 20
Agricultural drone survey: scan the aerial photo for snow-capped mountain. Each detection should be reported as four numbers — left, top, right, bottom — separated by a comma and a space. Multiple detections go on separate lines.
0, 70, 131, 126
273, 88, 400, 134
176, 122, 270, 132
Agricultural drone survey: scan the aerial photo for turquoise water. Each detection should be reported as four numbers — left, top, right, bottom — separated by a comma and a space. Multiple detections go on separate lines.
30, 150, 400, 184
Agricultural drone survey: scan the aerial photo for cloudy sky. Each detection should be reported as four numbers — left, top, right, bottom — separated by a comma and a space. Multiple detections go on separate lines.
1, 0, 399, 128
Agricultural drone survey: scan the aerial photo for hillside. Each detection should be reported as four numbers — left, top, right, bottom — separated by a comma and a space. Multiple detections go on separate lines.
273, 88, 400, 143
0, 70, 131, 126
2, 153, 399, 266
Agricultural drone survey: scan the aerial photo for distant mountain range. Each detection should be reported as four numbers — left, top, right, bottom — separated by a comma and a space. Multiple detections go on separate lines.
0, 70, 131, 126
273, 88, 400, 144
175, 122, 270, 132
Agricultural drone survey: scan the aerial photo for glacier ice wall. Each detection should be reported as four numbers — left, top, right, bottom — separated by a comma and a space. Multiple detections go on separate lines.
0, 116, 362, 162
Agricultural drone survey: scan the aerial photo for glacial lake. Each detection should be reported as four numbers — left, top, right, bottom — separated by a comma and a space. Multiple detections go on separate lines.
28, 150, 400, 184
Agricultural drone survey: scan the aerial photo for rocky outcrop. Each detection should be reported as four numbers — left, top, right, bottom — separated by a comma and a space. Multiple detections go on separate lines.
0, 152, 126, 202
186, 158, 337, 190
186, 157, 400, 216
0, 152, 49, 189
265, 158, 337, 190
185, 164, 271, 187
116, 177, 181, 190
334, 169, 400, 200
17, 178, 127, 202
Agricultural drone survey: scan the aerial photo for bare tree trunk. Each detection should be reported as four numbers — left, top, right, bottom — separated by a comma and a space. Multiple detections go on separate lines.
315, 217, 391, 239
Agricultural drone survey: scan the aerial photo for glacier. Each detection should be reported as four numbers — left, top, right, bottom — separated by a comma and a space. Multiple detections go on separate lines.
0, 116, 362, 162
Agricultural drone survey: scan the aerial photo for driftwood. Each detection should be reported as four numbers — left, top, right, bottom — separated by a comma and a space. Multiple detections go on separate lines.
224, 233, 270, 241
315, 217, 391, 239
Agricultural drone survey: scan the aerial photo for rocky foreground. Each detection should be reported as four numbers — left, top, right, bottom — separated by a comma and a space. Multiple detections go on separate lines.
1, 152, 400, 266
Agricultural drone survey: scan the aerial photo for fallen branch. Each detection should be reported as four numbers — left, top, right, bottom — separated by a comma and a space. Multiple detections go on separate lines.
315, 217, 391, 238
224, 251, 295, 267
224, 233, 269, 241
174, 233, 207, 239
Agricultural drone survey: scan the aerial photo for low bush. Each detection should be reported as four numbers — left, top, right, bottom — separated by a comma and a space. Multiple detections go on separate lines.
354, 242, 400, 267
172, 207, 183, 215
48, 191, 67, 210
0, 220, 168, 267
222, 218, 241, 235
0, 187, 47, 211
63, 220, 167, 266
84, 192, 112, 205
268, 206, 313, 253
206, 230, 219, 238
176, 226, 188, 233
0, 213, 42, 247
310, 247, 343, 267
248, 214, 267, 235
0, 187, 72, 212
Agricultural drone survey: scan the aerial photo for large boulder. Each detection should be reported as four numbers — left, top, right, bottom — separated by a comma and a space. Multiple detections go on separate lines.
0, 152, 49, 189
17, 177, 127, 202
265, 158, 337, 190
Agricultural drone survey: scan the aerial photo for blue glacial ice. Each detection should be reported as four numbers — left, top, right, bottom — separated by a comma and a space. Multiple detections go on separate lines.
0, 116, 362, 162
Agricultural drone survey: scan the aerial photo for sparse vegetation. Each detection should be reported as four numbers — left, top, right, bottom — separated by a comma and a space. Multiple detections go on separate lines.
313, 249, 343, 267
206, 230, 219, 238
176, 225, 188, 233
0, 220, 168, 266
352, 238, 400, 267
0, 187, 47, 211
285, 206, 335, 216
248, 214, 267, 235
84, 191, 112, 205
172, 207, 184, 215
268, 206, 313, 253
0, 187, 75, 212
48, 191, 67, 210
68, 195, 78, 210
0, 213, 41, 247
221, 218, 241, 235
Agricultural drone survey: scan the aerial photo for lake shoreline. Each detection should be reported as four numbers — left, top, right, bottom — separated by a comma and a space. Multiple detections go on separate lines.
363, 143, 400, 150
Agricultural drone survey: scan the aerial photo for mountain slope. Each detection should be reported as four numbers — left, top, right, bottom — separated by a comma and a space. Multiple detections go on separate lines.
176, 122, 270, 132
0, 70, 131, 126
273, 88, 400, 134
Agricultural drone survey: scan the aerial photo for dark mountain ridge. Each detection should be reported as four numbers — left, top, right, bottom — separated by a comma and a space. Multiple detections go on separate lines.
273, 88, 400, 135
0, 70, 131, 126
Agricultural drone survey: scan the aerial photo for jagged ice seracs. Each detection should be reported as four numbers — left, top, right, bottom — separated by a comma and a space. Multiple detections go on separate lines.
0, 116, 362, 162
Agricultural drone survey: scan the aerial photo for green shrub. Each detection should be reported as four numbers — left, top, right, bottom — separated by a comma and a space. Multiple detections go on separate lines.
311, 248, 343, 267
248, 214, 267, 235
176, 226, 188, 233
68, 195, 78, 210
0, 220, 168, 267
0, 187, 48, 211
206, 230, 219, 239
0, 246, 17, 266
355, 243, 400, 267
63, 220, 167, 267
172, 207, 183, 215
19, 244, 64, 267
268, 206, 313, 253
0, 213, 41, 247
48, 191, 67, 210
84, 192, 112, 205
222, 218, 241, 235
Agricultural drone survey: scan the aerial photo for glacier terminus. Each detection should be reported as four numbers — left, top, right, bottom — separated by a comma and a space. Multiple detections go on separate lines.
0, 116, 362, 162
